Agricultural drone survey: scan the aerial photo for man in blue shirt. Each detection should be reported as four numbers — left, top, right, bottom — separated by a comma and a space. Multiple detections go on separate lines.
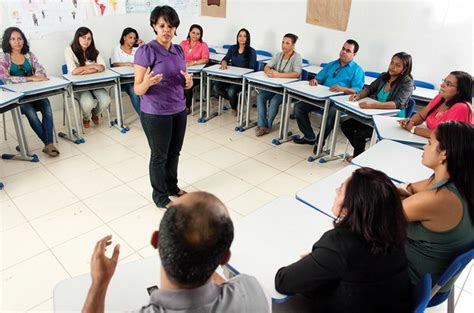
293, 39, 365, 153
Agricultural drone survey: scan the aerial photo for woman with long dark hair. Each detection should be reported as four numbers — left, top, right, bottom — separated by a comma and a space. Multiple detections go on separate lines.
213, 28, 256, 116
133, 6, 193, 208
180, 24, 209, 114
341, 52, 415, 158
399, 71, 472, 137
111, 27, 143, 114
399, 121, 474, 291
275, 167, 413, 313
65, 27, 111, 128
256, 33, 302, 136
0, 27, 59, 156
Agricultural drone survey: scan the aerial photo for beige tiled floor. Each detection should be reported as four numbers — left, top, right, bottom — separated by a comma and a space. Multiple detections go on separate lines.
0, 103, 472, 312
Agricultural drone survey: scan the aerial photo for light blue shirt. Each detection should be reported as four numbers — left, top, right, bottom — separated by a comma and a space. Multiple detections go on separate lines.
315, 59, 365, 93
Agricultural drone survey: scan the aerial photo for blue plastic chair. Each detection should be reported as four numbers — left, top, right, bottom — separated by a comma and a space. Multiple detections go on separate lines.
320, 62, 328, 68
302, 58, 310, 66
222, 44, 231, 49
414, 274, 432, 313
365, 71, 381, 78
208, 47, 217, 54
256, 50, 272, 57
428, 249, 474, 313
415, 80, 435, 90
61, 64, 68, 75
406, 98, 416, 118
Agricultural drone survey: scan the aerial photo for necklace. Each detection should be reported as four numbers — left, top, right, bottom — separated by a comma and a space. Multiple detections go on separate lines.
277, 51, 294, 72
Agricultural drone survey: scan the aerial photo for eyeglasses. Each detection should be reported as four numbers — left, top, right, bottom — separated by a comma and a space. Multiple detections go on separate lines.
441, 78, 457, 88
333, 67, 341, 78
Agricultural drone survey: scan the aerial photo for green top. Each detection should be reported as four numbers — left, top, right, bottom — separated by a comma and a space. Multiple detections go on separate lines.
405, 179, 474, 291
10, 58, 33, 77
376, 83, 390, 102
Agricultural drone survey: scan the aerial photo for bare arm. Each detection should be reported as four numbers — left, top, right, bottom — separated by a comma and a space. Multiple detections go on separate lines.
359, 101, 397, 110
82, 236, 120, 313
134, 64, 163, 96
112, 62, 134, 67
72, 65, 101, 75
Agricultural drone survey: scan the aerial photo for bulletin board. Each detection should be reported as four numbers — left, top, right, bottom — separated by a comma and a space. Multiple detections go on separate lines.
201, 0, 226, 18
306, 0, 352, 32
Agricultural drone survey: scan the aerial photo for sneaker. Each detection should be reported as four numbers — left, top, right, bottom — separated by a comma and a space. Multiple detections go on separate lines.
83, 119, 90, 128
255, 127, 269, 137
91, 115, 99, 125
293, 137, 316, 145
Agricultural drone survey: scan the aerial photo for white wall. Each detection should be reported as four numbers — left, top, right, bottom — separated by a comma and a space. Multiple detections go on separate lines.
1, 0, 473, 87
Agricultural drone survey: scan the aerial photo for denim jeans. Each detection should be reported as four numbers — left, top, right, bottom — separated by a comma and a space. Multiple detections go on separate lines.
213, 82, 242, 110
140, 110, 187, 207
121, 83, 140, 114
294, 101, 337, 144
256, 90, 283, 128
20, 98, 54, 145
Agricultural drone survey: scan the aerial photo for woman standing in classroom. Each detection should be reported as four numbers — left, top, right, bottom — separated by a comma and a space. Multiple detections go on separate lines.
133, 5, 193, 208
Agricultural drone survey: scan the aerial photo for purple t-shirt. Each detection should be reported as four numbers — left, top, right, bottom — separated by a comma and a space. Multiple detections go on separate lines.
134, 40, 186, 115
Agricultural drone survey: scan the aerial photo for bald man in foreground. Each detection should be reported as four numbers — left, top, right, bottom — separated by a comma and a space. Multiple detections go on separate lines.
82, 191, 271, 313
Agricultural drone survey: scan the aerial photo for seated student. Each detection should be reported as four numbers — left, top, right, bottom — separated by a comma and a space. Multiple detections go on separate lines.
398, 121, 474, 291
293, 39, 364, 153
82, 191, 271, 313
399, 71, 473, 137
255, 33, 302, 137
65, 27, 111, 128
341, 52, 414, 158
213, 28, 256, 117
274, 167, 413, 313
111, 27, 143, 114
0, 27, 59, 157
180, 24, 210, 114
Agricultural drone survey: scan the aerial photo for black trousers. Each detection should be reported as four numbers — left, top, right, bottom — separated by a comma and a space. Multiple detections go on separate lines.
140, 110, 187, 207
340, 118, 373, 157
184, 78, 201, 109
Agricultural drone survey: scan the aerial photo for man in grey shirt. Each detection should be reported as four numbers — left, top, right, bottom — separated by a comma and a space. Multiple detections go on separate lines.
82, 191, 271, 313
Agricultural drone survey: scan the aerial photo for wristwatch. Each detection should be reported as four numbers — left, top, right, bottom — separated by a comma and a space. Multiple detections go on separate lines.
410, 126, 416, 134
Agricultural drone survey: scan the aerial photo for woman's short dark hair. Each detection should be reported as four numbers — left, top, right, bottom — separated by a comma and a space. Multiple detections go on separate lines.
186, 24, 203, 42
334, 167, 407, 256
149, 5, 180, 35
426, 71, 472, 119
2, 27, 30, 54
283, 33, 298, 44
119, 27, 139, 45
435, 121, 474, 224
70, 27, 99, 66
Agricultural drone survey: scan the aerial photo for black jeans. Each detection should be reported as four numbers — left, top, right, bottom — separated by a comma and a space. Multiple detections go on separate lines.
213, 82, 242, 110
140, 110, 187, 207
184, 78, 201, 109
294, 101, 337, 145
340, 118, 373, 157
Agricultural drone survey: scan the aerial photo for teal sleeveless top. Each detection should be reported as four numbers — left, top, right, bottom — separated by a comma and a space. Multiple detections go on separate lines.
10, 58, 33, 77
405, 179, 474, 291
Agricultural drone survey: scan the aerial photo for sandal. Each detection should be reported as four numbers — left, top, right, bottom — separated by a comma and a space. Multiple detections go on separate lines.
168, 189, 187, 197
343, 155, 353, 163
42, 145, 60, 157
